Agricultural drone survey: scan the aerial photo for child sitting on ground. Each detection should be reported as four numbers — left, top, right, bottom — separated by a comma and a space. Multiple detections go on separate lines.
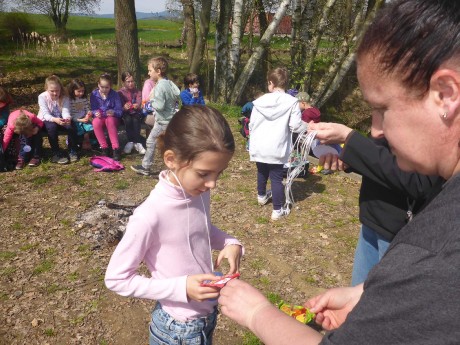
296, 92, 321, 124
38, 75, 79, 164
131, 56, 180, 175
0, 87, 13, 130
180, 73, 205, 105
105, 105, 243, 345
249, 67, 307, 221
67, 79, 93, 150
2, 109, 44, 169
117, 71, 146, 155
90, 73, 123, 160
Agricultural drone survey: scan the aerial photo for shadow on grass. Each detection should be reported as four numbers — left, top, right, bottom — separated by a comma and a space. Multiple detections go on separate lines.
289, 174, 326, 203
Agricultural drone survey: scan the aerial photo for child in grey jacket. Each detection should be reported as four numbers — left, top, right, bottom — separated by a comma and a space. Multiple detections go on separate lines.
131, 57, 180, 175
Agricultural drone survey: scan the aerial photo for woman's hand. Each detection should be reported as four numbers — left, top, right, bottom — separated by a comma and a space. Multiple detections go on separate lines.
219, 279, 272, 328
308, 122, 353, 145
305, 284, 364, 330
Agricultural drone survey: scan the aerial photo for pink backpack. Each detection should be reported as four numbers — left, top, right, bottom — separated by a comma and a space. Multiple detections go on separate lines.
90, 156, 124, 172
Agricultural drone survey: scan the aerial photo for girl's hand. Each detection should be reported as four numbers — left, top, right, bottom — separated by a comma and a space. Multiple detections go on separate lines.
106, 110, 114, 117
124, 103, 131, 110
186, 274, 221, 302
94, 111, 102, 118
53, 118, 66, 126
132, 103, 139, 109
215, 244, 242, 274
80, 117, 88, 123
304, 284, 363, 330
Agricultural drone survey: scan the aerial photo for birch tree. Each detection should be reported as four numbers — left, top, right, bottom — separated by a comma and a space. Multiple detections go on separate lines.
228, 0, 244, 89
313, 0, 384, 107
229, 0, 291, 104
213, 0, 233, 101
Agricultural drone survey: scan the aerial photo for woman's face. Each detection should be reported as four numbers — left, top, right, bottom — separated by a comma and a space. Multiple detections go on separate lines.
357, 55, 444, 176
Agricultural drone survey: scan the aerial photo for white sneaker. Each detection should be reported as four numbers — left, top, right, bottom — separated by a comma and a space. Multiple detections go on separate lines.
124, 142, 134, 154
271, 207, 290, 221
257, 190, 272, 205
134, 143, 146, 154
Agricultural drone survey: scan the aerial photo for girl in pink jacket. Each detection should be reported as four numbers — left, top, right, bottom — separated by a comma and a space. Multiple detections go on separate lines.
2, 109, 44, 169
105, 105, 243, 345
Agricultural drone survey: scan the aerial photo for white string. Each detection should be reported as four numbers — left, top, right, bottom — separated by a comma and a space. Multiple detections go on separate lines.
284, 129, 317, 208
167, 170, 214, 274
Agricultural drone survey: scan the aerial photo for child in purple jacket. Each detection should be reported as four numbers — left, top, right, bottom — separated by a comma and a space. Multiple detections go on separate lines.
90, 73, 123, 160
117, 71, 145, 155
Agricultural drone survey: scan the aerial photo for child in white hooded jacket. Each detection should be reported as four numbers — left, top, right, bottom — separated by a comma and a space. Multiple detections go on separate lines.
249, 67, 307, 221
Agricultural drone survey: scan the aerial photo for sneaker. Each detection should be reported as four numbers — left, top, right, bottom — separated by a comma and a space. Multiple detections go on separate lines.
51, 154, 69, 164
134, 143, 146, 155
271, 207, 291, 221
28, 157, 41, 167
15, 158, 25, 170
123, 142, 134, 154
257, 190, 272, 205
113, 148, 121, 161
69, 152, 79, 163
131, 164, 151, 176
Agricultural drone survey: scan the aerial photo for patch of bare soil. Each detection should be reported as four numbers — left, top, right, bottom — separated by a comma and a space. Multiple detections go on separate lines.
0, 118, 361, 344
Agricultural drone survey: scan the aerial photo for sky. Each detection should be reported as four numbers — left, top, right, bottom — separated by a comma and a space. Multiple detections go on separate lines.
96, 0, 167, 14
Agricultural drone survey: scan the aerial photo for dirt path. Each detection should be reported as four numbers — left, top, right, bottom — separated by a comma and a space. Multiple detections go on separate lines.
0, 119, 360, 344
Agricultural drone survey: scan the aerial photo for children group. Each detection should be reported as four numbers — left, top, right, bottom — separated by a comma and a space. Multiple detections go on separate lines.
2, 58, 321, 344
0, 56, 206, 170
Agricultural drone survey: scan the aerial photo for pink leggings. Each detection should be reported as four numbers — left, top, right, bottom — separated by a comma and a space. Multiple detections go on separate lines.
92, 116, 120, 149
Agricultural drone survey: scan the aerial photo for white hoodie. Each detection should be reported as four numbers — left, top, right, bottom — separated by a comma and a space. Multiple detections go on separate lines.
249, 91, 307, 164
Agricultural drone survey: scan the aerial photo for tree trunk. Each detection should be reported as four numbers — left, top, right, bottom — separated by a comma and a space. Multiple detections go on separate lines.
228, 0, 244, 89
50, 0, 70, 33
189, 0, 212, 74
290, 0, 302, 64
114, 0, 141, 88
213, 0, 232, 102
230, 0, 290, 104
255, 0, 269, 79
180, 0, 196, 65
302, 0, 337, 92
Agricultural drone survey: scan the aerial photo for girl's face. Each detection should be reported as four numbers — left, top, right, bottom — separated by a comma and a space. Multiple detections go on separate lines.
357, 54, 444, 176
74, 87, 85, 99
166, 150, 233, 197
123, 76, 135, 90
98, 79, 111, 96
47, 82, 61, 100
148, 64, 161, 82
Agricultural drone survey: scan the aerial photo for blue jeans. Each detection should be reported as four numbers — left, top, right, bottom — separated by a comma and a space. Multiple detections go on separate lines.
351, 224, 390, 286
142, 121, 167, 169
149, 303, 217, 345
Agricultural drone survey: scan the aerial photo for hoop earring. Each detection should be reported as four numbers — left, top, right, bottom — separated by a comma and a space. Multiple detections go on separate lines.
441, 111, 448, 119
